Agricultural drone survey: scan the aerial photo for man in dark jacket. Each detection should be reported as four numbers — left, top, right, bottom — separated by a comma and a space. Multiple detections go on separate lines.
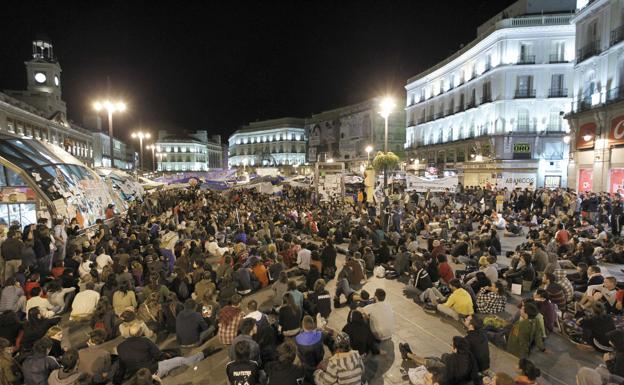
23, 337, 60, 385
463, 316, 490, 373
117, 323, 208, 380
294, 316, 325, 381
176, 299, 213, 347
2, 230, 24, 281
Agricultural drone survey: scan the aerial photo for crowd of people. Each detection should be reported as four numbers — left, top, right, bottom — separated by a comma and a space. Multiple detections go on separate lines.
0, 183, 622, 385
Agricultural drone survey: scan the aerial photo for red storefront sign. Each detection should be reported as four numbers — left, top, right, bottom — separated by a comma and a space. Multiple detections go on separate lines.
579, 168, 593, 192
610, 115, 624, 145
577, 122, 596, 149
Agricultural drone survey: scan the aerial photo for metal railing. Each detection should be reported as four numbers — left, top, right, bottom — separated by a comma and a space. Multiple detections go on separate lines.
518, 55, 536, 64
466, 100, 476, 109
607, 87, 624, 103
417, 117, 425, 124
516, 123, 536, 132
611, 25, 624, 47
549, 54, 567, 63
548, 88, 568, 98
514, 89, 536, 98
481, 95, 492, 104
434, 111, 444, 119
577, 40, 601, 62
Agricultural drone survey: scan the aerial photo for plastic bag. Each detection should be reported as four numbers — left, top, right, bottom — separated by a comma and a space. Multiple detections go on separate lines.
374, 265, 386, 278
408, 366, 429, 385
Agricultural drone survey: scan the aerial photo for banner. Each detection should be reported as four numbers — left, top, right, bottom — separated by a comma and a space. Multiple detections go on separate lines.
610, 115, 624, 145
405, 175, 458, 192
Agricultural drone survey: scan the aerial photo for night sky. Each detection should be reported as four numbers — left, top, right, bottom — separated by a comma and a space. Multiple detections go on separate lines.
0, 0, 517, 142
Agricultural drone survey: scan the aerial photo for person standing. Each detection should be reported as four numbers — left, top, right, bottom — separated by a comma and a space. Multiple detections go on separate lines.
2, 230, 23, 282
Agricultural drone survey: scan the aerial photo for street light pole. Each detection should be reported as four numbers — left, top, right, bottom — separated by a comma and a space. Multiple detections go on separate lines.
94, 100, 126, 168
379, 97, 395, 231
131, 131, 151, 174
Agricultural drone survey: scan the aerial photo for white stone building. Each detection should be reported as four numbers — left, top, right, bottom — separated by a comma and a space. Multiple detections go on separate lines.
156, 131, 223, 172
566, 0, 624, 193
228, 118, 306, 167
306, 98, 405, 172
0, 38, 94, 165
405, 0, 576, 189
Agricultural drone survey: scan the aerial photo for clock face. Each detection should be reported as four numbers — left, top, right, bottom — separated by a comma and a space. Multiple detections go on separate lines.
34, 72, 47, 84
54, 76, 59, 86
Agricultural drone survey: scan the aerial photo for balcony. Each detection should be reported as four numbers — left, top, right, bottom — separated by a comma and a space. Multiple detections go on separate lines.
607, 87, 624, 103
517, 55, 536, 65
481, 95, 492, 104
434, 111, 444, 119
548, 88, 568, 98
577, 40, 601, 63
573, 97, 594, 112
515, 123, 536, 133
611, 25, 624, 47
444, 109, 454, 116
549, 54, 567, 63
408, 120, 415, 127
466, 100, 476, 109
455, 104, 465, 113
514, 88, 536, 98
426, 115, 434, 122
417, 117, 425, 124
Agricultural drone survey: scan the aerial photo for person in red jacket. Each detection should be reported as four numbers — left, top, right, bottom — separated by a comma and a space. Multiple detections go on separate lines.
437, 254, 455, 285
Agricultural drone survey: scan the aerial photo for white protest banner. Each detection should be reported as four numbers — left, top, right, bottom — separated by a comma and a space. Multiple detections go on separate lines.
405, 175, 458, 192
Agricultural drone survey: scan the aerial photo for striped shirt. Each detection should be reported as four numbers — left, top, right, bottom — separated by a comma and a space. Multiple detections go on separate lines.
314, 350, 363, 385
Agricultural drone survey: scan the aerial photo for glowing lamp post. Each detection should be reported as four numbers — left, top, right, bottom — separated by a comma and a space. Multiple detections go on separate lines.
379, 96, 395, 231
94, 100, 126, 168
131, 131, 151, 172
365, 145, 373, 163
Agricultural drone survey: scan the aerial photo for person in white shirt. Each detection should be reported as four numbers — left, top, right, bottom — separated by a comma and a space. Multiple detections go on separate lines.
296, 244, 311, 272
26, 287, 59, 318
95, 248, 113, 274
579, 277, 618, 311
205, 237, 228, 257
70, 282, 101, 320
364, 288, 394, 341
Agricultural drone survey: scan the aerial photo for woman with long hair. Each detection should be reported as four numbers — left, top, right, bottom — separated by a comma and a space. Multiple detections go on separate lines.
90, 297, 117, 340
112, 281, 137, 317
20, 307, 60, 354
279, 293, 301, 337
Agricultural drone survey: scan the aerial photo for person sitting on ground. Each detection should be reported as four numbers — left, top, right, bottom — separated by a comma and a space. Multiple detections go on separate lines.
506, 302, 544, 358
540, 272, 566, 310
23, 337, 61, 385
47, 349, 87, 385
112, 281, 137, 317
218, 294, 245, 346
271, 272, 289, 310
0, 278, 26, 314
69, 282, 100, 321
514, 358, 541, 385
577, 276, 618, 314
229, 318, 261, 365
575, 329, 624, 383
364, 288, 394, 341
278, 293, 302, 338
176, 298, 214, 347
119, 309, 154, 340
226, 340, 260, 385
296, 315, 328, 382
463, 315, 490, 374
305, 279, 332, 320
532, 289, 557, 334
405, 260, 433, 302
116, 322, 213, 380
437, 254, 455, 285
578, 302, 616, 351
264, 340, 305, 385
313, 332, 364, 385
476, 281, 507, 315
26, 286, 59, 319
342, 308, 379, 356
437, 279, 474, 321
401, 336, 479, 385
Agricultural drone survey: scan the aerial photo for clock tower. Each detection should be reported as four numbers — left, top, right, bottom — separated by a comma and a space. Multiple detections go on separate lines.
20, 37, 67, 116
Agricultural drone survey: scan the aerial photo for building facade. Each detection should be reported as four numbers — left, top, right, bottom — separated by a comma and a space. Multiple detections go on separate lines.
228, 118, 306, 167
156, 131, 223, 172
566, 0, 624, 193
405, 0, 575, 189
0, 39, 94, 165
306, 98, 405, 172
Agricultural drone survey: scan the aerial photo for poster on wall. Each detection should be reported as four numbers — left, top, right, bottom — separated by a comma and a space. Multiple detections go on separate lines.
579, 169, 593, 192
405, 175, 458, 192
318, 173, 343, 201
544, 176, 561, 189
610, 169, 624, 194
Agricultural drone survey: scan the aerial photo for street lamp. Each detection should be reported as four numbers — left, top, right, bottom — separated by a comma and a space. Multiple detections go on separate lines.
365, 145, 373, 163
146, 144, 156, 172
131, 131, 151, 172
379, 97, 396, 153
93, 100, 126, 168
379, 96, 395, 230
